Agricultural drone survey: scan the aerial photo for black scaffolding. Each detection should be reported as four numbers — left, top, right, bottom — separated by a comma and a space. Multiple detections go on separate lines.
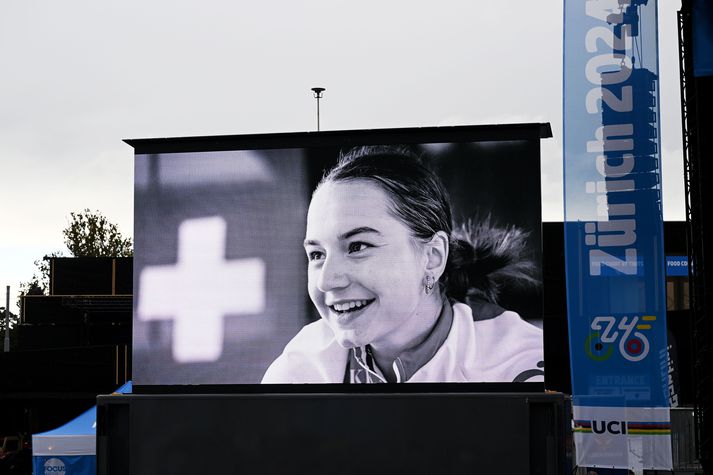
678, 1, 713, 470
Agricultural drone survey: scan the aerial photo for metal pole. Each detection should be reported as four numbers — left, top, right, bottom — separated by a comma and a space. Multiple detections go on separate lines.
311, 87, 325, 132
316, 96, 321, 132
4, 286, 10, 352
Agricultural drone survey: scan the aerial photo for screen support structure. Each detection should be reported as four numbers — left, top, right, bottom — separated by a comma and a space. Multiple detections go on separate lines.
678, 1, 713, 468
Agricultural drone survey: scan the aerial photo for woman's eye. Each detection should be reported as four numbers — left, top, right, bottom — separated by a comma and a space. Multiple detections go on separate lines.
348, 242, 371, 253
308, 251, 324, 261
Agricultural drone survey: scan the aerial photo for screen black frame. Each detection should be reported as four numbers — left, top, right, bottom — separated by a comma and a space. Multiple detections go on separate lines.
125, 123, 552, 154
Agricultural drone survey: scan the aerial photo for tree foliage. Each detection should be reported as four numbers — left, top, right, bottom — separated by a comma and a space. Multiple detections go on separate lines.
63, 208, 133, 258
17, 209, 132, 309
0, 307, 19, 332
18, 251, 64, 298
0, 306, 20, 350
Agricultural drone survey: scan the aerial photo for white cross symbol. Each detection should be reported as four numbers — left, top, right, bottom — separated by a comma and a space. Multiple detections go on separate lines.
138, 216, 266, 363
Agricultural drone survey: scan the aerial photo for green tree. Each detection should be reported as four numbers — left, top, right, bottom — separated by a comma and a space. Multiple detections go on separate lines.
18, 209, 132, 307
0, 306, 19, 351
17, 251, 64, 297
63, 208, 133, 257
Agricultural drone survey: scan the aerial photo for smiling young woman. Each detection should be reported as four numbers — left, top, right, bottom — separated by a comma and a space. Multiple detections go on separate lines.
262, 145, 543, 384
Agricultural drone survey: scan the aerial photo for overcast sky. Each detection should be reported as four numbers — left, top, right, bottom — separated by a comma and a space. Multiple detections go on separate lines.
0, 1, 685, 309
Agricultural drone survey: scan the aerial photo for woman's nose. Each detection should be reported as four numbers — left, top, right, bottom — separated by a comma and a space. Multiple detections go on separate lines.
317, 255, 349, 292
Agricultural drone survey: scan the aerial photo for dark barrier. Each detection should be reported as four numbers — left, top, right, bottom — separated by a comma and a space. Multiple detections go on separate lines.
97, 392, 570, 475
0, 345, 123, 393
21, 295, 132, 325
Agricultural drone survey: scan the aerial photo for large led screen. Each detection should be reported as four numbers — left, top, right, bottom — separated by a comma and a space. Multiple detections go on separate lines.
131, 125, 548, 387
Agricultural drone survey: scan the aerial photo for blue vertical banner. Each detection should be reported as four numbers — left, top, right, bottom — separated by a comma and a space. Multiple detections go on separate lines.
563, 0, 671, 470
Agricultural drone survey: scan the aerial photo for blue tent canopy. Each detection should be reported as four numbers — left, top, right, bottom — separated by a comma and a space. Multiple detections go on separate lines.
32, 382, 132, 475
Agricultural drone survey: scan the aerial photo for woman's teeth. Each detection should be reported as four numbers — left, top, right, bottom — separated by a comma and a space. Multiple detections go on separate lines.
331, 300, 371, 312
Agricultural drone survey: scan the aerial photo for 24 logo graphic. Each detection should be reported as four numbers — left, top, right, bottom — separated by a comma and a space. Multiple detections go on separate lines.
585, 315, 656, 362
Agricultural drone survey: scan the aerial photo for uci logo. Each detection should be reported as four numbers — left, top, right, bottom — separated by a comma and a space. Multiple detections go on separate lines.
591, 420, 627, 435
585, 315, 655, 362
44, 458, 66, 474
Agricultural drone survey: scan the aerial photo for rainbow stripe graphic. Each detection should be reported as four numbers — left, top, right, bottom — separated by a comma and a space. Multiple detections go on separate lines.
573, 420, 671, 435
627, 422, 671, 435
573, 420, 593, 433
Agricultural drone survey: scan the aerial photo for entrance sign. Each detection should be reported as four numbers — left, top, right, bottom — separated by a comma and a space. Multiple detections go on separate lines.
563, 0, 672, 470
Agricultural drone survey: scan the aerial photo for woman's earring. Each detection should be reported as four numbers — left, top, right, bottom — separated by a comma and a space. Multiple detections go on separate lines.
424, 275, 435, 295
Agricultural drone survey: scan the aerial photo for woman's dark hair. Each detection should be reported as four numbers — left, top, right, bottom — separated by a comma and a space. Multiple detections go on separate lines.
318, 145, 538, 304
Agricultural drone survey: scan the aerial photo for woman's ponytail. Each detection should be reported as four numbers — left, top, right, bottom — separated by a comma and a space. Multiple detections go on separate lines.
442, 216, 540, 304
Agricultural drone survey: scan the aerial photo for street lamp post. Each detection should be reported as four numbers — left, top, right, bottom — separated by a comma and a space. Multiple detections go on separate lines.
311, 87, 325, 131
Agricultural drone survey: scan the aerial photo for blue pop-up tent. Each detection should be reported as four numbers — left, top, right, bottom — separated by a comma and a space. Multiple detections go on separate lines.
32, 382, 132, 475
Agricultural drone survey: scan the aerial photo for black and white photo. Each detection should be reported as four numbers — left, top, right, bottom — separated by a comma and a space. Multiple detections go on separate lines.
131, 126, 546, 386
